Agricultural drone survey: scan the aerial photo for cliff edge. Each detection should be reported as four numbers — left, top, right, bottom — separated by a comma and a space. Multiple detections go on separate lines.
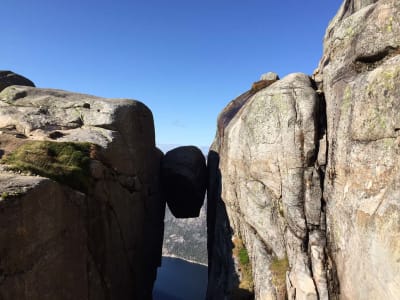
0, 85, 165, 299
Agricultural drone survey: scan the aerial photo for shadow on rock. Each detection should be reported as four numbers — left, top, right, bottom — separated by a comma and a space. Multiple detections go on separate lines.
206, 150, 253, 300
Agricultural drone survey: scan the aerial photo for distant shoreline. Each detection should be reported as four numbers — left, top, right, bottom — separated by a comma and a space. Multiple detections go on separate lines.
161, 254, 208, 267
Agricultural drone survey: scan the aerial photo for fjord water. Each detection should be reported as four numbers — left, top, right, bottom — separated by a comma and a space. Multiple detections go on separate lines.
153, 257, 208, 300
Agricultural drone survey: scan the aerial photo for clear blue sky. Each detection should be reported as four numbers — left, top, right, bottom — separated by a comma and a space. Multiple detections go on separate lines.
2, 0, 342, 147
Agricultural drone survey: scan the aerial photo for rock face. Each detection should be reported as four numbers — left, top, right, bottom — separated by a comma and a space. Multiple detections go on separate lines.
161, 146, 207, 218
0, 86, 164, 299
207, 73, 327, 300
208, 0, 400, 299
316, 0, 400, 299
0, 71, 35, 92
260, 72, 280, 81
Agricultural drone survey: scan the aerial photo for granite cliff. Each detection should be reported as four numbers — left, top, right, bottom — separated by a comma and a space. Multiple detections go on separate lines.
207, 0, 400, 299
0, 83, 166, 299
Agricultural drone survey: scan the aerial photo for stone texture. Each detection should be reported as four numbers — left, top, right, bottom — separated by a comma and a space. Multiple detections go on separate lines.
208, 0, 400, 299
0, 71, 35, 92
207, 73, 328, 299
0, 177, 87, 300
316, 0, 400, 298
217, 78, 279, 141
0, 85, 164, 299
161, 146, 207, 218
260, 72, 280, 81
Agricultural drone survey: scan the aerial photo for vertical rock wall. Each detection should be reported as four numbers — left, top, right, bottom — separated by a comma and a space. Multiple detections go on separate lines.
317, 0, 400, 298
0, 86, 165, 299
207, 74, 328, 300
208, 0, 400, 299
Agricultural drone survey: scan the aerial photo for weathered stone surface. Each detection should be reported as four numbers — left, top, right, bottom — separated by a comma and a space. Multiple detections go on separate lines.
161, 146, 206, 218
0, 177, 87, 300
208, 1, 400, 299
207, 73, 328, 299
217, 76, 279, 141
316, 0, 400, 298
0, 86, 164, 299
0, 71, 35, 92
260, 72, 280, 81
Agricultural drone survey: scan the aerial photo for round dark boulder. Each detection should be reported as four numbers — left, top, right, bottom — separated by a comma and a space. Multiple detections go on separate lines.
161, 146, 207, 218
0, 71, 35, 92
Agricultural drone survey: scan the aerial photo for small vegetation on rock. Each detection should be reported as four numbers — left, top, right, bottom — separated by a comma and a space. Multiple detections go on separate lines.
270, 256, 289, 293
1, 141, 93, 192
232, 236, 254, 296
238, 246, 250, 265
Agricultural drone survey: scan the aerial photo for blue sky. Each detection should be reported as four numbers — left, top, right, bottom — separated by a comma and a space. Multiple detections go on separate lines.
2, 0, 342, 147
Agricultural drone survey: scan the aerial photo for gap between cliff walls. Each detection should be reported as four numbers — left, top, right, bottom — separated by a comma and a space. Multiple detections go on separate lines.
312, 72, 343, 299
310, 77, 341, 300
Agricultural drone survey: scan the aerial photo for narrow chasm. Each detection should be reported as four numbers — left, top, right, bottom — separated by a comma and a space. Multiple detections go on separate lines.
314, 89, 340, 299
153, 145, 208, 300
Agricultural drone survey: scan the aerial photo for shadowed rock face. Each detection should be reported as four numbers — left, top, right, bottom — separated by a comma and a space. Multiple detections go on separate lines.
0, 84, 207, 299
161, 146, 207, 218
0, 86, 164, 300
0, 71, 35, 92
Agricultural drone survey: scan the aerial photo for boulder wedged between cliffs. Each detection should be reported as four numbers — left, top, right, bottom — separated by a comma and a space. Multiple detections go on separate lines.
161, 146, 207, 218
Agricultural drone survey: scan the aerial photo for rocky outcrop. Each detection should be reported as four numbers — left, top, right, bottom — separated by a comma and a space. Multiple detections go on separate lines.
217, 73, 279, 141
316, 0, 400, 298
208, 0, 400, 299
207, 73, 327, 300
161, 146, 207, 218
0, 71, 35, 92
0, 86, 164, 299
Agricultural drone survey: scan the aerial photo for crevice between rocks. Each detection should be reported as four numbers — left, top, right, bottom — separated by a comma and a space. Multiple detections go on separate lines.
315, 84, 341, 299
303, 80, 339, 300
354, 46, 400, 73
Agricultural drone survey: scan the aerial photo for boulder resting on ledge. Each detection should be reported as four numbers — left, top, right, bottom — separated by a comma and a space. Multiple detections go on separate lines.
161, 146, 207, 218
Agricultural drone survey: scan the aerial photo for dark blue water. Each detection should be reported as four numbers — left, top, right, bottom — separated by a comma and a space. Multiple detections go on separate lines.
153, 257, 208, 300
